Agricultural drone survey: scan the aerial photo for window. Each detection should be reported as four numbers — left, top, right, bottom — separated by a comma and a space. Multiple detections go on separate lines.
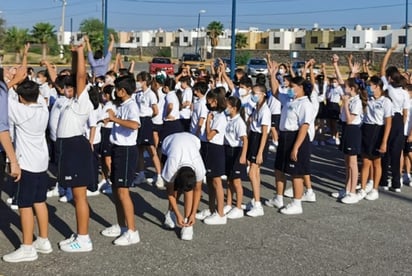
183, 36, 188, 43
159, 37, 164, 43
151, 37, 156, 43
377, 37, 385, 44
352, 36, 360, 44
273, 37, 280, 44
261, 38, 267, 44
311, 36, 318, 44
399, 35, 406, 44
174, 37, 179, 43
295, 37, 303, 44
136, 37, 140, 43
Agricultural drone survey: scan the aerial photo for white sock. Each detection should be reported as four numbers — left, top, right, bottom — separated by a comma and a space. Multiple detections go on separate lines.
306, 188, 313, 194
21, 244, 34, 250
77, 234, 90, 242
293, 198, 302, 207
36, 237, 49, 242
276, 194, 283, 204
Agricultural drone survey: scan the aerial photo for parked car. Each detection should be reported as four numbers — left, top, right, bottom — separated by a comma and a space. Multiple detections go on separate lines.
179, 53, 208, 72
245, 58, 268, 77
148, 57, 175, 76
291, 60, 320, 76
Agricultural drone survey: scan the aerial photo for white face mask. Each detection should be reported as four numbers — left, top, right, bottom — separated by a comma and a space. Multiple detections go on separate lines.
97, 82, 104, 88
136, 82, 142, 91
333, 83, 339, 88
239, 88, 248, 97
279, 68, 285, 75
36, 78, 43, 85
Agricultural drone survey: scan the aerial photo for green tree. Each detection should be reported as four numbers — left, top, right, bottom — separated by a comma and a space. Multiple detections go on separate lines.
31, 22, 56, 59
206, 21, 224, 59
4, 27, 30, 63
79, 18, 117, 51
235, 33, 248, 49
0, 17, 6, 46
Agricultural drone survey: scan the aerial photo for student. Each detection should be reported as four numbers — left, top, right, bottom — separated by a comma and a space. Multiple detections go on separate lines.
100, 75, 141, 245
161, 132, 205, 240
190, 81, 209, 140
84, 34, 115, 78
177, 76, 193, 132
151, 73, 166, 155
402, 84, 412, 186
358, 76, 392, 201
223, 96, 248, 219
3, 80, 51, 263
244, 84, 271, 217
57, 45, 94, 253
36, 70, 52, 106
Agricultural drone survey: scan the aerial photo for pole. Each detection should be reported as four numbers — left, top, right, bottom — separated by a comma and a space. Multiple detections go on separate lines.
230, 0, 237, 79
103, 0, 108, 54
405, 0, 409, 72
102, 0, 105, 23
59, 0, 67, 59
195, 12, 201, 54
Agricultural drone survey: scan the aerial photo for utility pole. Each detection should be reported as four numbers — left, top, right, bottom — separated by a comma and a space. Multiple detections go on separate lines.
59, 0, 67, 59
230, 0, 237, 79
405, 0, 409, 72
103, 0, 108, 54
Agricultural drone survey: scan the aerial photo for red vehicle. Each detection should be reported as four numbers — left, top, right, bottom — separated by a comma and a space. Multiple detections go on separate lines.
148, 57, 175, 76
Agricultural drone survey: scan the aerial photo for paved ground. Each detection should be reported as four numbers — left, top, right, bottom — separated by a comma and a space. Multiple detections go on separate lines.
1, 143, 412, 276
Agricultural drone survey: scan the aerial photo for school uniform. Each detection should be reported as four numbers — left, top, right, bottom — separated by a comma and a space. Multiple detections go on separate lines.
308, 89, 321, 142
56, 86, 94, 189
152, 88, 165, 134
178, 87, 193, 132
110, 98, 140, 188
224, 114, 247, 180
247, 103, 271, 164
100, 101, 117, 157
339, 94, 362, 155
275, 96, 313, 175
205, 111, 227, 178
190, 96, 208, 141
39, 82, 51, 106
380, 76, 410, 189
362, 96, 392, 157
8, 96, 49, 208
135, 88, 157, 146
267, 90, 281, 131
404, 98, 412, 153
326, 85, 344, 120
160, 91, 183, 142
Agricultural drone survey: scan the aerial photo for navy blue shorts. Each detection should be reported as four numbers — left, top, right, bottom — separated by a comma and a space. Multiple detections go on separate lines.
57, 136, 94, 188
205, 143, 225, 178
246, 131, 268, 164
326, 101, 340, 120
16, 170, 48, 208
271, 114, 281, 130
111, 145, 138, 188
160, 120, 184, 144
341, 124, 361, 155
404, 137, 412, 153
180, 118, 191, 132
100, 127, 113, 157
225, 145, 247, 180
362, 124, 384, 158
137, 117, 155, 146
153, 123, 163, 133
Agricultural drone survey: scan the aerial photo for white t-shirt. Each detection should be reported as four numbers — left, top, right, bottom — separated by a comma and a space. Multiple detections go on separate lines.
326, 85, 344, 103
110, 98, 140, 146
179, 87, 193, 119
57, 87, 93, 138
49, 96, 69, 142
382, 76, 410, 114
152, 88, 165, 125
84, 105, 103, 144
250, 103, 271, 134
39, 82, 51, 105
161, 132, 206, 183
101, 101, 117, 129
190, 97, 208, 142
340, 95, 362, 125
163, 91, 180, 121
224, 114, 247, 147
8, 99, 49, 172
135, 88, 157, 117
364, 96, 392, 126
266, 92, 281, 115
279, 96, 313, 132
208, 111, 227, 145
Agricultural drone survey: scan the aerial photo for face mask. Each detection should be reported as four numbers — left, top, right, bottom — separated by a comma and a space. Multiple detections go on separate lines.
36, 78, 43, 85
224, 108, 231, 116
287, 88, 295, 99
97, 82, 104, 88
333, 83, 339, 88
279, 68, 285, 75
366, 85, 373, 97
239, 88, 248, 97
136, 82, 142, 91
251, 94, 260, 103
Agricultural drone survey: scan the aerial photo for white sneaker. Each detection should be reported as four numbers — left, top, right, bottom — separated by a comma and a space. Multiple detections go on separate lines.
341, 193, 359, 204
97, 179, 107, 190
46, 185, 60, 198
265, 197, 283, 209
227, 207, 244, 219
195, 209, 211, 220
223, 205, 232, 215
284, 187, 294, 198
246, 201, 264, 217
58, 234, 77, 247
365, 189, 379, 201
181, 226, 193, 241
86, 189, 100, 197
331, 189, 346, 199
2, 245, 38, 263
33, 238, 53, 254
113, 230, 140, 246
365, 181, 374, 193
132, 173, 147, 186
357, 189, 367, 200
204, 212, 227, 225
60, 237, 93, 252
280, 203, 303, 215
59, 196, 69, 203
302, 191, 316, 202
164, 210, 176, 229
155, 176, 166, 190
402, 173, 411, 185
241, 198, 255, 211
101, 224, 121, 237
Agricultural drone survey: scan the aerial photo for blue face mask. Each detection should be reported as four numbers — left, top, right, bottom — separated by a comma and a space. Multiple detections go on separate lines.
251, 94, 260, 103
366, 85, 373, 97
224, 108, 231, 116
287, 88, 295, 99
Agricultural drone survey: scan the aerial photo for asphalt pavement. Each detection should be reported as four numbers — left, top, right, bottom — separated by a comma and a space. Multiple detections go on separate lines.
1, 143, 412, 276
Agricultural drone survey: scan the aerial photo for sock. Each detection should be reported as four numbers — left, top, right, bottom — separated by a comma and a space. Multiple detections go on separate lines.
276, 194, 283, 204
21, 244, 34, 250
37, 237, 49, 242
306, 188, 313, 194
293, 198, 302, 207
139, 171, 145, 177
77, 234, 90, 242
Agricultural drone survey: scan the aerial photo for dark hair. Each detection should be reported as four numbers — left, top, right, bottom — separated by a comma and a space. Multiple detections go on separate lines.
206, 87, 227, 112
37, 70, 50, 83
58, 68, 72, 76
179, 76, 192, 86
239, 76, 253, 88
114, 75, 136, 95
347, 77, 368, 110
94, 50, 103, 60
164, 77, 176, 91
226, 96, 245, 122
291, 76, 312, 100
192, 81, 208, 96
406, 84, 412, 91
174, 166, 196, 192
63, 75, 75, 88
385, 66, 402, 88
136, 71, 152, 86
16, 80, 39, 103
118, 68, 130, 77
316, 74, 325, 95
88, 85, 100, 110
369, 75, 384, 91
106, 70, 117, 78
255, 74, 266, 86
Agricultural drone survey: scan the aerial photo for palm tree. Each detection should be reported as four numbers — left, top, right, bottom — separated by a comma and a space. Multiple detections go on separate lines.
79, 18, 118, 51
207, 21, 224, 59
4, 27, 30, 63
31, 22, 56, 60
235, 33, 248, 49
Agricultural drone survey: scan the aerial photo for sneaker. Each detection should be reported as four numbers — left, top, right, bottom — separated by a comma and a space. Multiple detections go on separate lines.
195, 209, 211, 220
380, 185, 389, 191
280, 203, 303, 215
101, 185, 113, 194
223, 205, 232, 215
97, 179, 107, 190
33, 238, 53, 254
101, 224, 122, 237
113, 230, 140, 246
402, 173, 411, 185
365, 189, 379, 201
164, 210, 176, 229
58, 234, 77, 247
331, 189, 346, 199
302, 191, 316, 202
155, 176, 166, 190
46, 185, 60, 198
227, 207, 244, 219
2, 245, 38, 263
204, 212, 227, 225
284, 187, 294, 198
60, 237, 93, 252
335, 137, 341, 146
341, 193, 359, 204
365, 181, 374, 193
389, 187, 401, 193
181, 226, 193, 241
132, 173, 147, 186
86, 189, 100, 197
246, 201, 264, 217
242, 198, 255, 211
59, 195, 70, 203
265, 197, 284, 209
357, 189, 367, 200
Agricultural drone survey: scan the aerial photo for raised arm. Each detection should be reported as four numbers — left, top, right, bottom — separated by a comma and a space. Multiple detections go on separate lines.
22, 43, 30, 68
381, 44, 397, 77
74, 44, 87, 96
346, 54, 354, 74
84, 35, 92, 52
221, 60, 236, 92
128, 59, 135, 75
41, 59, 58, 83
108, 33, 115, 53
332, 54, 345, 84
350, 62, 361, 78
268, 60, 279, 97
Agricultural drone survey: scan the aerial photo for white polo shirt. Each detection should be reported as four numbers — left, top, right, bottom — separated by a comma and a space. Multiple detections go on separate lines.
267, 91, 281, 115
224, 114, 247, 147
250, 103, 271, 134
190, 96, 208, 142
84, 105, 103, 144
48, 95, 69, 142
208, 111, 227, 145
110, 98, 140, 146
102, 101, 117, 128
161, 132, 206, 183
179, 87, 193, 119
57, 86, 93, 138
364, 96, 392, 126
382, 76, 409, 114
8, 99, 49, 172
340, 95, 362, 125
39, 82, 51, 105
152, 88, 165, 125
406, 98, 412, 136
163, 91, 180, 121
327, 86, 344, 103
279, 96, 313, 132
135, 88, 157, 117
308, 90, 320, 141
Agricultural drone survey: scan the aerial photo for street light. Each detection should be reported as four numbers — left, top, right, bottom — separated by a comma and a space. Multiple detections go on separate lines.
404, 0, 409, 72
59, 0, 67, 59
195, 9, 206, 55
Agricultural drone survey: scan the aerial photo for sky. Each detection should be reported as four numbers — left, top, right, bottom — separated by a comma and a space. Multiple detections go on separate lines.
0, 0, 410, 32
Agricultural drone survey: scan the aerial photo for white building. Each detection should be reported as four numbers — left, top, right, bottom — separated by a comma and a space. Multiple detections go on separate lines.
268, 28, 306, 50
